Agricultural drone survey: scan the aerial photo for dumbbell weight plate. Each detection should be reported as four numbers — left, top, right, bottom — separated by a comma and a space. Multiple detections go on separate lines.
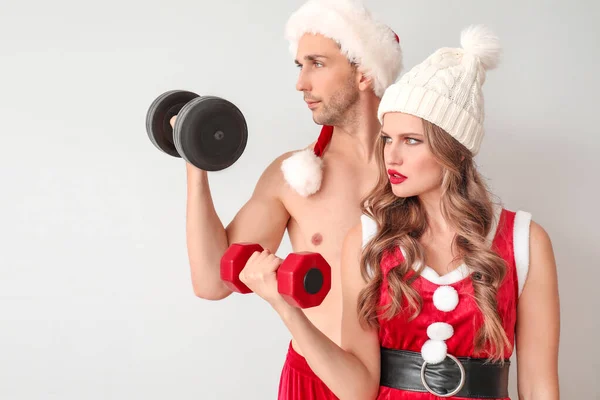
145, 90, 200, 157
277, 253, 332, 309
303, 268, 324, 295
173, 96, 248, 171
220, 242, 264, 294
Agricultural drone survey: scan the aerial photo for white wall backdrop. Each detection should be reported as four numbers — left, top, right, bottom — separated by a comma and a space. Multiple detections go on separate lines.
1, 0, 598, 398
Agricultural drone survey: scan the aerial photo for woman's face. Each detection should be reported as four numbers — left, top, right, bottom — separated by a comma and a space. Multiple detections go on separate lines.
381, 112, 444, 198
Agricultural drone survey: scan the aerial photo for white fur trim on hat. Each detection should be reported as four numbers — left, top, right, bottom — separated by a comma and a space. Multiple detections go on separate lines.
377, 24, 502, 154
432, 285, 459, 312
427, 322, 454, 341
281, 148, 324, 197
285, 0, 403, 97
421, 339, 448, 364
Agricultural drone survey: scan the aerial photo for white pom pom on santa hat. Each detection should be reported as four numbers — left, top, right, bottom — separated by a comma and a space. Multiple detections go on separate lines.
281, 125, 333, 197
281, 148, 324, 197
460, 24, 502, 70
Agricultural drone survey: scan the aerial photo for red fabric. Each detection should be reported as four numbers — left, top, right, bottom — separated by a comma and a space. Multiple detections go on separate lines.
278, 342, 338, 400
313, 125, 334, 158
376, 209, 518, 400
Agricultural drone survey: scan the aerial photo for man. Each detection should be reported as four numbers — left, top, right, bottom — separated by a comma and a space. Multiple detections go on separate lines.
178, 0, 402, 398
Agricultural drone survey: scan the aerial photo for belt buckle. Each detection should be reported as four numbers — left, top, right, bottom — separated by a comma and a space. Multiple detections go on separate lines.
420, 354, 466, 397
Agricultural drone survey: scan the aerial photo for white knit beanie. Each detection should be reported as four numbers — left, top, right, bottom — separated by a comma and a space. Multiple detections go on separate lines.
377, 25, 502, 155
282, 0, 403, 197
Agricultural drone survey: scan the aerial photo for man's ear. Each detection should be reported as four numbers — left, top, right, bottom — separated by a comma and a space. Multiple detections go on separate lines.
357, 69, 374, 93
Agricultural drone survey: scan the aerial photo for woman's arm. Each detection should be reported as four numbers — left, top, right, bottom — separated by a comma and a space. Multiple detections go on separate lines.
515, 221, 560, 399
240, 223, 380, 400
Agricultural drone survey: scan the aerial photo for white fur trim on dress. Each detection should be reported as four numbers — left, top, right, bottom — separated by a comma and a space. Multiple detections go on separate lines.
514, 210, 532, 297
281, 148, 323, 197
427, 322, 454, 341
397, 204, 502, 286
433, 285, 459, 312
360, 214, 378, 279
419, 263, 470, 286
421, 339, 448, 364
285, 0, 403, 97
361, 214, 378, 248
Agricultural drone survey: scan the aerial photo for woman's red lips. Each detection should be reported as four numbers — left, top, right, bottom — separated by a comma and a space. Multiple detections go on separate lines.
388, 169, 407, 184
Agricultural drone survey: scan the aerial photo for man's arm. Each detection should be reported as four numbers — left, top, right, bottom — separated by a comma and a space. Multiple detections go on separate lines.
185, 152, 292, 300
260, 223, 380, 400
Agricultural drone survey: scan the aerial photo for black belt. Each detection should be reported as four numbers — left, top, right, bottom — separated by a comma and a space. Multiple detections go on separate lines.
380, 347, 510, 398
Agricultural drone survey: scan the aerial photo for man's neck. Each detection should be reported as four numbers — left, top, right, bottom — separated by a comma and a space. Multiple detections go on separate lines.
328, 101, 381, 162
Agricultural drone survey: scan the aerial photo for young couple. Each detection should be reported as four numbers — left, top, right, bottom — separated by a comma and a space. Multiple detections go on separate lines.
180, 1, 560, 398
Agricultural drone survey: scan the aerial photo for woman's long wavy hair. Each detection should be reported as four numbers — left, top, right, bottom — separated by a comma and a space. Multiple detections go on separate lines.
357, 119, 510, 362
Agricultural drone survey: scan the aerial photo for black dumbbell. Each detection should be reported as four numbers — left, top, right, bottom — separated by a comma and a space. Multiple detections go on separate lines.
145, 90, 248, 171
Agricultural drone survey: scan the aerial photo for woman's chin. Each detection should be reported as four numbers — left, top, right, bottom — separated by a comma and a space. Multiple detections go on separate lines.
391, 186, 417, 198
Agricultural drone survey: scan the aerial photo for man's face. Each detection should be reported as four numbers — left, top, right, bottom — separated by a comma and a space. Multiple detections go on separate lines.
295, 33, 360, 126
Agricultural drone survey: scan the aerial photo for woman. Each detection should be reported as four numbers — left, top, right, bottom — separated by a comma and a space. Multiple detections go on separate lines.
240, 25, 560, 399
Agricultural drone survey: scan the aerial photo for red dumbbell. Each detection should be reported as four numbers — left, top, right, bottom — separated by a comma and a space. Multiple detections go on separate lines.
220, 243, 331, 309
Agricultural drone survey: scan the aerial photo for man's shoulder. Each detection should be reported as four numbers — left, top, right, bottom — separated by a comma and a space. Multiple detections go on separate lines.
281, 141, 317, 157
255, 146, 312, 187
257, 143, 322, 198
266, 142, 317, 168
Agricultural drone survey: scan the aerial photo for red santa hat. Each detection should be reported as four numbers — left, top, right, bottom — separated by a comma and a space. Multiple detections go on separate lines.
281, 0, 403, 197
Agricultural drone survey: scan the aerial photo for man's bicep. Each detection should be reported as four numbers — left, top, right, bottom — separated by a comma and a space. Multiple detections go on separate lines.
225, 155, 291, 252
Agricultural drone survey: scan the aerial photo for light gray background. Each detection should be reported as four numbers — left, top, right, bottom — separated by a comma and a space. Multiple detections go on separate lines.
1, 0, 598, 399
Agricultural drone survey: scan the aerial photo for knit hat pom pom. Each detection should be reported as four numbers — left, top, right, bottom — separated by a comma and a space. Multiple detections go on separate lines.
460, 25, 502, 70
